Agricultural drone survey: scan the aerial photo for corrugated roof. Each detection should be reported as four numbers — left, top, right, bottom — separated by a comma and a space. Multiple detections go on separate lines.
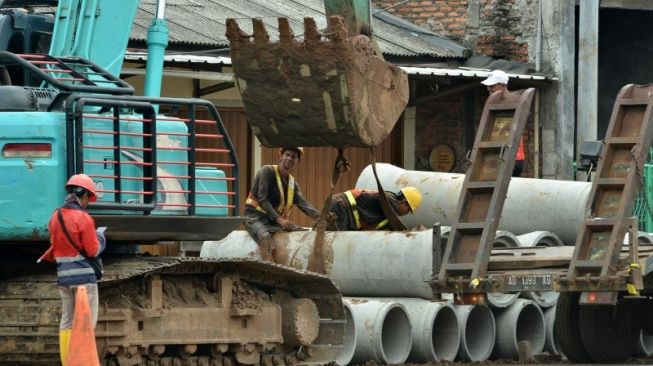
132, 0, 468, 58
124, 52, 556, 82
401, 67, 557, 82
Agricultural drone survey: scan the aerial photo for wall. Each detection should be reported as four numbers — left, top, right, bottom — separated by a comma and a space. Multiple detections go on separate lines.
374, 0, 573, 179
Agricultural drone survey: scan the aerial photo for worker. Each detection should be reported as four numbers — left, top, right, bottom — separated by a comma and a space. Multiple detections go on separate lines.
481, 69, 525, 177
45, 173, 105, 366
244, 147, 320, 261
327, 187, 422, 231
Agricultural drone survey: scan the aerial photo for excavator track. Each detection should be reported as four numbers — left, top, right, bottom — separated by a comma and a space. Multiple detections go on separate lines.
0, 257, 344, 366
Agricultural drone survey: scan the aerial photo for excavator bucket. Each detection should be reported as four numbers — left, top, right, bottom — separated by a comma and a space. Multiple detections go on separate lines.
226, 16, 409, 148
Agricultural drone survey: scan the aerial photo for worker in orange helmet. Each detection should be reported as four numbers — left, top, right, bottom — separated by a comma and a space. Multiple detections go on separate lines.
42, 174, 106, 366
327, 187, 422, 231
244, 147, 320, 261
481, 70, 525, 176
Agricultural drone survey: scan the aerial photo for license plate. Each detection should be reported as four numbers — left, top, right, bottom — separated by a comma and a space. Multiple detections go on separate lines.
504, 274, 553, 291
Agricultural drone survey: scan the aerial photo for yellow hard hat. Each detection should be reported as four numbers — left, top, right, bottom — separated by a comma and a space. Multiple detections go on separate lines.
400, 186, 422, 213
279, 147, 304, 159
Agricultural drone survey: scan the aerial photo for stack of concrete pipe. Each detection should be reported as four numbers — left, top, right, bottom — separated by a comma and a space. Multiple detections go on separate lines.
355, 163, 592, 244
201, 228, 551, 363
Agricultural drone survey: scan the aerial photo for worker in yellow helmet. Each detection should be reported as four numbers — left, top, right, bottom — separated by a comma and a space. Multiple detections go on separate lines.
327, 186, 422, 231
244, 147, 320, 261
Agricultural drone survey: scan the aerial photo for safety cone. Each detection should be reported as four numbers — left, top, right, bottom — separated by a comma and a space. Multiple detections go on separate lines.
67, 286, 100, 366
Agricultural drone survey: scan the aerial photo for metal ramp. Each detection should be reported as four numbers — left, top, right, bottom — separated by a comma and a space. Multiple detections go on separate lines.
567, 84, 653, 281
437, 88, 535, 288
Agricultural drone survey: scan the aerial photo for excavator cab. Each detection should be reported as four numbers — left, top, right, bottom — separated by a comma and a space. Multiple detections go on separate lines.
226, 0, 409, 148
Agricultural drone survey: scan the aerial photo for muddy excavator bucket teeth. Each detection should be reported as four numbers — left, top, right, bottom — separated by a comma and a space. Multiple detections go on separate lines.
226, 16, 409, 148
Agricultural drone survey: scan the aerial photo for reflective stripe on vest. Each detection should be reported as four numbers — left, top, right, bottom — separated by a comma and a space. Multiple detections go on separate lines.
344, 190, 388, 230
245, 165, 294, 217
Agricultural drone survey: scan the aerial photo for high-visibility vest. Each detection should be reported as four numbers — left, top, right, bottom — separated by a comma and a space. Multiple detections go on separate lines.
246, 165, 295, 218
344, 189, 388, 230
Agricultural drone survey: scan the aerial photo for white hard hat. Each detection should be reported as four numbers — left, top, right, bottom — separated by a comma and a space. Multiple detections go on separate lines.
481, 70, 509, 86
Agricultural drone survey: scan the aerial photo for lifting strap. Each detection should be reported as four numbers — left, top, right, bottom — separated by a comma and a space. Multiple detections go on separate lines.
368, 147, 406, 231
309, 148, 350, 273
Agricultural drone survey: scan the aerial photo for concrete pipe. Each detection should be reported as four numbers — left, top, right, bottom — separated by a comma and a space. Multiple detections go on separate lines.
455, 305, 496, 362
492, 299, 546, 360
344, 298, 412, 365
521, 291, 559, 308
356, 164, 592, 244
336, 302, 357, 366
637, 328, 653, 357
201, 229, 435, 298
494, 231, 520, 248
624, 231, 653, 245
516, 231, 564, 247
487, 292, 519, 308
543, 305, 560, 355
395, 299, 460, 362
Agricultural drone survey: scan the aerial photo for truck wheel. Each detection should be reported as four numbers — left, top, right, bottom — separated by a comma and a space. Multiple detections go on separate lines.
554, 292, 590, 362
579, 303, 638, 362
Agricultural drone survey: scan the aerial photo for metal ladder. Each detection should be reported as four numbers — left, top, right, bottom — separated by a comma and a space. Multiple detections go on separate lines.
438, 88, 535, 288
567, 84, 653, 281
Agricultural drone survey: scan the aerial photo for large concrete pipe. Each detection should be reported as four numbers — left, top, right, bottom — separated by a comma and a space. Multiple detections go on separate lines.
336, 302, 357, 366
517, 231, 564, 247
344, 298, 412, 365
543, 306, 560, 355
201, 229, 435, 298
455, 305, 496, 362
356, 164, 592, 244
492, 299, 546, 360
395, 299, 460, 362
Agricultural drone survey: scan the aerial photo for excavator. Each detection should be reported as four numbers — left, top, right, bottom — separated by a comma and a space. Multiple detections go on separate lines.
0, 0, 381, 364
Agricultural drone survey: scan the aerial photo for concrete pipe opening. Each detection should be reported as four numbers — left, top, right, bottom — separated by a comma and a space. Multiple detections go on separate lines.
543, 305, 560, 355
636, 328, 653, 357
336, 302, 357, 366
431, 304, 460, 361
381, 307, 412, 364
346, 298, 412, 365
493, 299, 546, 360
398, 299, 460, 362
455, 305, 495, 362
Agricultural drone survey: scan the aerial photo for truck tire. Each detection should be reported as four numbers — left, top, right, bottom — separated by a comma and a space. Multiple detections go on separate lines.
554, 292, 590, 362
579, 303, 637, 362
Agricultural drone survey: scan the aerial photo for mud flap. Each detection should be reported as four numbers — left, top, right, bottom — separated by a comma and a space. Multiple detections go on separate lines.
226, 16, 409, 148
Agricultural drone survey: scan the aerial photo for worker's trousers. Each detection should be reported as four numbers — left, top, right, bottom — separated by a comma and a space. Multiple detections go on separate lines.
58, 283, 98, 329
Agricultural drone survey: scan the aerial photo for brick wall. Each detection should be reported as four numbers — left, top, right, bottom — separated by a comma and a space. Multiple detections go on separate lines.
415, 87, 537, 177
373, 1, 469, 41
374, 0, 540, 176
373, 0, 536, 62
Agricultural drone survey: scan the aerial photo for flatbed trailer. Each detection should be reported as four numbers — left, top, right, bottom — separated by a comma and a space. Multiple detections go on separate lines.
431, 83, 653, 363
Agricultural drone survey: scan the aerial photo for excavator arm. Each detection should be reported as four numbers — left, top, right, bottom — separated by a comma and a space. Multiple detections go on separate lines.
49, 0, 139, 77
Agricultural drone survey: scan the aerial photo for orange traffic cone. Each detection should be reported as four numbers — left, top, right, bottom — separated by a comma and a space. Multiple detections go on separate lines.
67, 286, 100, 366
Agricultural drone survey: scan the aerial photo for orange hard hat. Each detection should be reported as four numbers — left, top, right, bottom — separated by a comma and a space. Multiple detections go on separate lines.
65, 174, 97, 202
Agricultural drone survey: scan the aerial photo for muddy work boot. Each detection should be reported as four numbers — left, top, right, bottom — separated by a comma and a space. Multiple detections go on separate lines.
259, 235, 276, 262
